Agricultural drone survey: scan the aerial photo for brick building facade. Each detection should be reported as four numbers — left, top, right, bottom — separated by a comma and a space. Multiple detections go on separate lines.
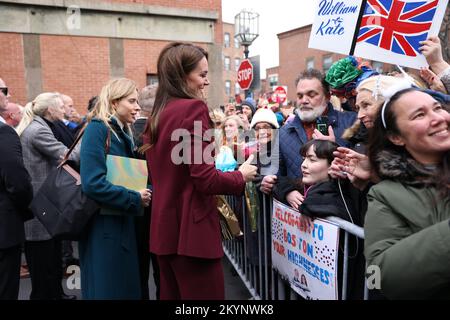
0, 0, 223, 114
222, 22, 244, 106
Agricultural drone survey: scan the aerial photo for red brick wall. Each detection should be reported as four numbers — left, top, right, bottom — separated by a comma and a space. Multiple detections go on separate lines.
266, 66, 279, 76
107, 0, 220, 11
0, 33, 27, 106
40, 35, 110, 115
222, 22, 244, 104
124, 39, 168, 90
279, 26, 344, 102
0, 1, 222, 114
107, 0, 223, 43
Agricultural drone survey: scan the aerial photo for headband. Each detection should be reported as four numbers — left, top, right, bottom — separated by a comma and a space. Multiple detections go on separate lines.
380, 78, 414, 129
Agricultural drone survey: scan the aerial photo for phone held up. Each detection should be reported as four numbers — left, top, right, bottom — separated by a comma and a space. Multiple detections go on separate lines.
316, 116, 329, 136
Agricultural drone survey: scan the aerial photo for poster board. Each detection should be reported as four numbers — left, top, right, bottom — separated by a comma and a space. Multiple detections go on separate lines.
271, 199, 340, 300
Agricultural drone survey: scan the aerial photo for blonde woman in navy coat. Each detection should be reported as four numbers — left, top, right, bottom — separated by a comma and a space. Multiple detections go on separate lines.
79, 78, 151, 299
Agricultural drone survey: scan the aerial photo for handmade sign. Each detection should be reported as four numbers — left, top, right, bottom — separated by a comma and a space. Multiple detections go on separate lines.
309, 0, 448, 69
271, 199, 340, 300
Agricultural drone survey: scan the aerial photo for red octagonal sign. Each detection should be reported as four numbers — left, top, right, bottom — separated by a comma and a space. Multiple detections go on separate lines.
237, 59, 254, 90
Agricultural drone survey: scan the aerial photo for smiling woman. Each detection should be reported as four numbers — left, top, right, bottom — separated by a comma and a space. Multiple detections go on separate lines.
78, 78, 151, 300
365, 88, 450, 299
143, 42, 257, 300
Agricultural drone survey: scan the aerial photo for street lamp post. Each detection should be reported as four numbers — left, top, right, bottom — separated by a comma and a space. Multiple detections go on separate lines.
234, 9, 259, 98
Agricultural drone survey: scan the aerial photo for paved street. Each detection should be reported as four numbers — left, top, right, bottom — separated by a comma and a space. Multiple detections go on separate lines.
19, 249, 251, 300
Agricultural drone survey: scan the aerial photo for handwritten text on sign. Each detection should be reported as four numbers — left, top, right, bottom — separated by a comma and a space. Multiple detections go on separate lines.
309, 0, 361, 55
271, 199, 340, 300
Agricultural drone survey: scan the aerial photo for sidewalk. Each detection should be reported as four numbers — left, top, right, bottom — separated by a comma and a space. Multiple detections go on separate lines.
19, 256, 251, 300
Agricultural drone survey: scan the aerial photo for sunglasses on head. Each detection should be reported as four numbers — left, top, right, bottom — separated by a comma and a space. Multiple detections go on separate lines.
0, 87, 8, 96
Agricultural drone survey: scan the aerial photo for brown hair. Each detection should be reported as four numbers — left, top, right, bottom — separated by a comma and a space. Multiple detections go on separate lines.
142, 42, 208, 150
368, 88, 450, 197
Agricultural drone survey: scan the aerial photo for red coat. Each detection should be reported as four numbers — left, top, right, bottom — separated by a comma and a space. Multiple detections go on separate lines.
145, 99, 245, 259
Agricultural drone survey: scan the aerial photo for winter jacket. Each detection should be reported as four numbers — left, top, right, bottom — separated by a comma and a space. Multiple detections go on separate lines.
278, 104, 356, 179
364, 150, 450, 299
79, 117, 142, 299
273, 177, 365, 225
272, 177, 367, 299
20, 116, 79, 241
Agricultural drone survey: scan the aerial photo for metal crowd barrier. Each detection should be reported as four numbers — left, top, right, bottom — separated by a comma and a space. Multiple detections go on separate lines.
222, 193, 367, 300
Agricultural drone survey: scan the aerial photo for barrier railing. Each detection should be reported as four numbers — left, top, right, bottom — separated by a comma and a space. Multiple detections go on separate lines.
222, 193, 367, 300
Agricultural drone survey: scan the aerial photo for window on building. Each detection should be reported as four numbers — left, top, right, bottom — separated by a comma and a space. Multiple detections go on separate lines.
225, 81, 231, 96
268, 74, 278, 87
323, 55, 333, 73
235, 82, 241, 95
372, 61, 384, 73
306, 58, 315, 70
235, 58, 240, 72
224, 56, 231, 71
234, 37, 240, 48
224, 33, 230, 48
146, 74, 158, 85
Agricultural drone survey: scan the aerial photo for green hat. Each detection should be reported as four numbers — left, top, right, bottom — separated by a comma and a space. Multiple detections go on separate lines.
325, 57, 362, 89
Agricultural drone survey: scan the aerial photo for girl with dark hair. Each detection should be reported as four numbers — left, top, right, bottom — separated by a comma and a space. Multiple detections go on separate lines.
273, 139, 366, 299
365, 88, 450, 299
273, 139, 362, 224
142, 42, 257, 300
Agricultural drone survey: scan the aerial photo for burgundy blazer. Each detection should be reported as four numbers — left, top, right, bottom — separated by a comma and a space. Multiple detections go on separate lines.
145, 99, 245, 259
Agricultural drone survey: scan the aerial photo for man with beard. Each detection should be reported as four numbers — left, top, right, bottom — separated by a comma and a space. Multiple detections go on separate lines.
260, 69, 356, 194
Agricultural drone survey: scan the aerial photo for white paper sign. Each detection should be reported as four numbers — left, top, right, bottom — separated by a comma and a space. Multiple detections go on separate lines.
309, 0, 448, 69
309, 0, 364, 55
271, 199, 340, 300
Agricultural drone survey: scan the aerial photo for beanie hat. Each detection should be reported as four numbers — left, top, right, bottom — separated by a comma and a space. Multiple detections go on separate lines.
241, 98, 256, 116
357, 75, 410, 100
250, 107, 280, 129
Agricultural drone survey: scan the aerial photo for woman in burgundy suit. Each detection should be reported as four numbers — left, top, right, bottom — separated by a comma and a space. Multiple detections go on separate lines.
142, 43, 257, 300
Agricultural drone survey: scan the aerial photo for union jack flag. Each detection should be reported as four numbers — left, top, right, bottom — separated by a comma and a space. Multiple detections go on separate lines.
357, 0, 439, 57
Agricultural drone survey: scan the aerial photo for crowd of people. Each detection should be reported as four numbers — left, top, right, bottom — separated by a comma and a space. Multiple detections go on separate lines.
0, 35, 449, 300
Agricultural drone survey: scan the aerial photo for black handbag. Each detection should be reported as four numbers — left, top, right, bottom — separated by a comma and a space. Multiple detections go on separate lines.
30, 126, 98, 240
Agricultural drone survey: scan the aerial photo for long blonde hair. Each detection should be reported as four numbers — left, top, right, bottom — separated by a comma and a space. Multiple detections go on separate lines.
16, 92, 62, 136
221, 115, 244, 146
86, 78, 137, 134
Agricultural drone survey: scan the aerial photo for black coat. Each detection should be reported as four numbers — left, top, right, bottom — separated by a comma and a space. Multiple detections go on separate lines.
43, 119, 75, 148
273, 177, 367, 299
132, 117, 147, 153
0, 122, 33, 249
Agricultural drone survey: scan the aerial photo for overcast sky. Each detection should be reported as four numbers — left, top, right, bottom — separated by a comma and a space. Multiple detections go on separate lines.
222, 0, 316, 78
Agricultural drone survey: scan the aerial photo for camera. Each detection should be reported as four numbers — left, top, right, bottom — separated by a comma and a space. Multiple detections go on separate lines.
316, 116, 329, 136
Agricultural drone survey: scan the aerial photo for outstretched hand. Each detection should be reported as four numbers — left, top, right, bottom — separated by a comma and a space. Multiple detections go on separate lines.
329, 147, 371, 190
419, 68, 447, 94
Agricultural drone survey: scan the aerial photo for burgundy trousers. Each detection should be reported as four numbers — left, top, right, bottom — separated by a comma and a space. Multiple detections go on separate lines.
157, 254, 224, 300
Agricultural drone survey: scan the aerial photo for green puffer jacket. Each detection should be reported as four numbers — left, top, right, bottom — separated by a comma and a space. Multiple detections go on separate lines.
364, 150, 450, 300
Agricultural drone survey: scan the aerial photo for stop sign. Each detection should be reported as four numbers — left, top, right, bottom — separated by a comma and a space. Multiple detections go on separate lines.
273, 86, 287, 104
237, 59, 254, 90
